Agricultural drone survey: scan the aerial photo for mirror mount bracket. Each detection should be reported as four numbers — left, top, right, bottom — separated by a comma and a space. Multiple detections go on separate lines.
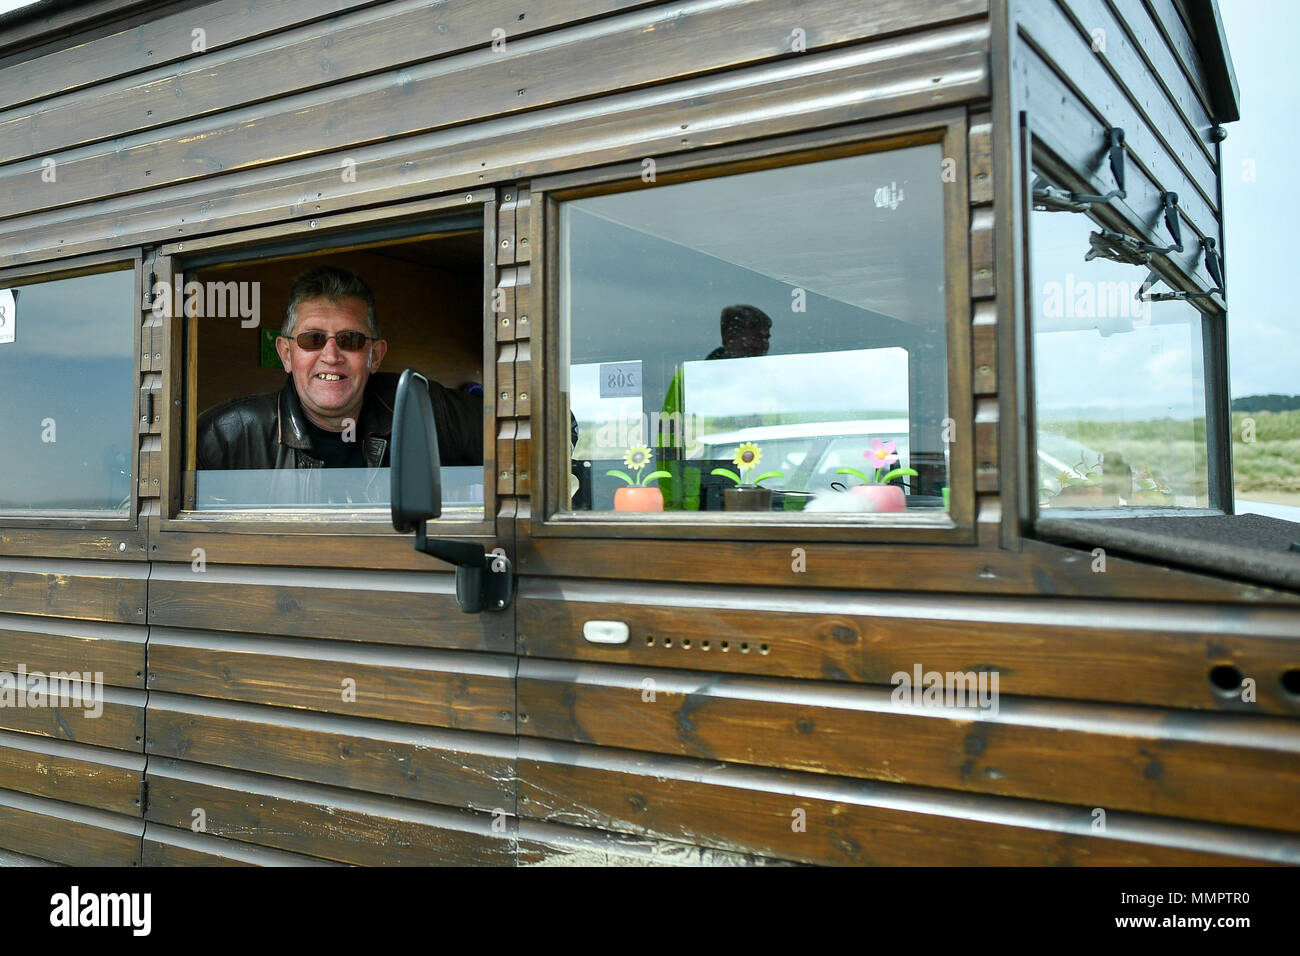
414, 524, 513, 613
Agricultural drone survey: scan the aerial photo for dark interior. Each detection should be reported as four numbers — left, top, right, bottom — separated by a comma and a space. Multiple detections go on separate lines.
192, 230, 484, 419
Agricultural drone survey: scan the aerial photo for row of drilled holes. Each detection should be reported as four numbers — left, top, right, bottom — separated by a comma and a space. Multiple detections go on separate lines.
645, 635, 769, 655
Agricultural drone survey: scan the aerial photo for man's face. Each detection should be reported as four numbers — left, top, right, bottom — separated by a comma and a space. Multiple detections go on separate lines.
275, 295, 388, 430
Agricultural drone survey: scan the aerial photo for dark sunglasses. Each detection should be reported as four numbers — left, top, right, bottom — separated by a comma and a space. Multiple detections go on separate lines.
288, 329, 376, 351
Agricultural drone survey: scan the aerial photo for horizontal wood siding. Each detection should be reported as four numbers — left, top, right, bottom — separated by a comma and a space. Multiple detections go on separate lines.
518, 740, 1296, 865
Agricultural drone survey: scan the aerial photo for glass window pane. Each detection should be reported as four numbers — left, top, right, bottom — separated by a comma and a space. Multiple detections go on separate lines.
1030, 177, 1210, 510
561, 145, 949, 516
194, 465, 483, 513
0, 269, 136, 513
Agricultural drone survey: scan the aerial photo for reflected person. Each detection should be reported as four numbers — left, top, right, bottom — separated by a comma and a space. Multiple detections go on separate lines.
196, 266, 482, 470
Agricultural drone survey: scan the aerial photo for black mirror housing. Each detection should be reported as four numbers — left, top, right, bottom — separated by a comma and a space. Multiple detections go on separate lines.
391, 369, 442, 531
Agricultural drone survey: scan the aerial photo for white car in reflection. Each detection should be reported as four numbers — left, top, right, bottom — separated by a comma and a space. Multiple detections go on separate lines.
695, 419, 917, 496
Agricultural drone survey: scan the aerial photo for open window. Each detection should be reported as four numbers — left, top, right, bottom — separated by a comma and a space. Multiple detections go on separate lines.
0, 255, 139, 527
159, 203, 492, 528
543, 121, 971, 537
1027, 161, 1217, 516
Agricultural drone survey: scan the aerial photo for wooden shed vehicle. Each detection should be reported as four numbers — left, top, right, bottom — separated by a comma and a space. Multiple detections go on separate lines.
0, 0, 1297, 868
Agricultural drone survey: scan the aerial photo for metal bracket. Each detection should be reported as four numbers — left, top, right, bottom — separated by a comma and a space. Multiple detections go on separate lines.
1136, 192, 1184, 255
1135, 237, 1226, 302
1033, 127, 1127, 211
414, 528, 514, 613
1085, 228, 1151, 266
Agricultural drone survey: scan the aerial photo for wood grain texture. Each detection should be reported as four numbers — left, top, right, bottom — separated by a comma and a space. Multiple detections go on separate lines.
147, 562, 511, 652
0, 0, 663, 160
516, 659, 1300, 832
517, 739, 1296, 865
0, 558, 147, 624
516, 579, 1300, 713
0, 730, 144, 815
0, 0, 989, 223
0, 686, 145, 752
142, 824, 343, 866
0, 789, 143, 866
0, 614, 145, 688
146, 693, 515, 812
146, 758, 513, 866
0, 21, 990, 267
147, 627, 515, 731
518, 534, 1299, 603
968, 114, 993, 204
517, 818, 789, 866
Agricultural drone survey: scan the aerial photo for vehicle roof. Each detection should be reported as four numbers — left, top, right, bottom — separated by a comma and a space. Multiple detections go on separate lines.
699, 419, 911, 445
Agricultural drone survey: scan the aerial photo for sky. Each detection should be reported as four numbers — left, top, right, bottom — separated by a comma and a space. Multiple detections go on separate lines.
1218, 0, 1297, 398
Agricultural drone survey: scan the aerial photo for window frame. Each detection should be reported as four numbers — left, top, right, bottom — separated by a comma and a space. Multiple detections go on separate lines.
1022, 132, 1233, 531
529, 110, 976, 544
0, 248, 144, 533
150, 191, 501, 545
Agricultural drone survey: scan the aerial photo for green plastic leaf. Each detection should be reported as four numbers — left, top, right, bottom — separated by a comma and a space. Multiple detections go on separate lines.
605, 469, 634, 485
752, 471, 785, 485
641, 470, 672, 484
710, 468, 741, 484
836, 466, 871, 484
878, 467, 919, 483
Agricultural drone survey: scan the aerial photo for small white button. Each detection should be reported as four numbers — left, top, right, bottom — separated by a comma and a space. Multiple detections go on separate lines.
583, 620, 630, 645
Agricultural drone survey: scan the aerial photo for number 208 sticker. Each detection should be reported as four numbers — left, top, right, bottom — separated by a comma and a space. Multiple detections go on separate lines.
599, 360, 642, 398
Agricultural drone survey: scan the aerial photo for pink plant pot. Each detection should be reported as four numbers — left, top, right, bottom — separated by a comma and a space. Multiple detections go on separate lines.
848, 484, 906, 512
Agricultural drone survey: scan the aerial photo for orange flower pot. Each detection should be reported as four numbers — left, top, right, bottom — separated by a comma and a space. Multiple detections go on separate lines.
614, 486, 664, 511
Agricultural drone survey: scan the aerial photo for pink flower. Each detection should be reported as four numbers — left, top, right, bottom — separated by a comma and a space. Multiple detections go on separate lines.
865, 438, 899, 473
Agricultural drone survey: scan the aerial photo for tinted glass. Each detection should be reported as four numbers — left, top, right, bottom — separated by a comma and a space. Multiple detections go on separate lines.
1031, 177, 1210, 510
561, 145, 949, 516
0, 269, 136, 512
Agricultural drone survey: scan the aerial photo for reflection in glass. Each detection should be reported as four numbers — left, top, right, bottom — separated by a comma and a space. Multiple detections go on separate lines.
0, 269, 135, 513
1030, 176, 1209, 510
561, 145, 949, 515
193, 466, 484, 513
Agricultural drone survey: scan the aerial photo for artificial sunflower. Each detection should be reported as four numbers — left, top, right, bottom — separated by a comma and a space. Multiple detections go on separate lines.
608, 444, 670, 487
711, 441, 785, 487
624, 445, 652, 471
732, 442, 762, 472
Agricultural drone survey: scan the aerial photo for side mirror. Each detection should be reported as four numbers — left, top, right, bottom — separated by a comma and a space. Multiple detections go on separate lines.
391, 369, 442, 531
390, 369, 513, 613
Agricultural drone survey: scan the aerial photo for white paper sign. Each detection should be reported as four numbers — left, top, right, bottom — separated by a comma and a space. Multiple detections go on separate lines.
0, 289, 14, 345
598, 360, 642, 398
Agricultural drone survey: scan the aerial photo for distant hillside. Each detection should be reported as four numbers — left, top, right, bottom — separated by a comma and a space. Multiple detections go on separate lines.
1231, 394, 1300, 413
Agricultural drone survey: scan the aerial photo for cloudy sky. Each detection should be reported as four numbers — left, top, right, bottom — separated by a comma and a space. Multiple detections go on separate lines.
1219, 0, 1296, 398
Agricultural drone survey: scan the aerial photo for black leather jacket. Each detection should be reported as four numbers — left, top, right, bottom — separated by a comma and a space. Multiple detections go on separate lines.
196, 371, 482, 472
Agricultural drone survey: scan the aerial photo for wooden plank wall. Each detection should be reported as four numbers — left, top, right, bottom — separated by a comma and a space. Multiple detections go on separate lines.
0, 0, 1296, 867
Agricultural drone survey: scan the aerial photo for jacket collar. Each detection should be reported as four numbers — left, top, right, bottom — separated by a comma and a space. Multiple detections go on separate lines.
277, 373, 396, 458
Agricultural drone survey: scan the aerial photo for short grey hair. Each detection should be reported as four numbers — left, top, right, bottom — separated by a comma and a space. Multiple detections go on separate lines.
282, 266, 380, 338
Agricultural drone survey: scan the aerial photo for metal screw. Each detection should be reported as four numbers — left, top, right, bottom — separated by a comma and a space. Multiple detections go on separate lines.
118, 542, 127, 551
519, 392, 528, 401
501, 317, 510, 326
